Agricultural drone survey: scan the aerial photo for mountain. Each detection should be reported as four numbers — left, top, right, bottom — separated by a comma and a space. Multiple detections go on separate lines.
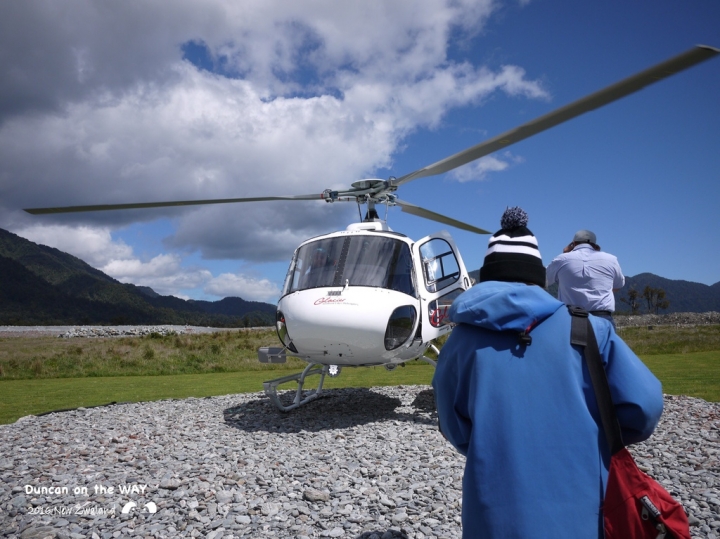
190, 297, 279, 317
467, 269, 719, 314
615, 273, 720, 314
0, 228, 276, 326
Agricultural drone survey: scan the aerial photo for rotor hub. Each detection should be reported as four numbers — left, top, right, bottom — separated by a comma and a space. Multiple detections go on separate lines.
351, 179, 385, 190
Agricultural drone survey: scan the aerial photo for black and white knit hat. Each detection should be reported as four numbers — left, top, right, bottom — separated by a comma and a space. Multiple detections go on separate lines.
479, 207, 545, 287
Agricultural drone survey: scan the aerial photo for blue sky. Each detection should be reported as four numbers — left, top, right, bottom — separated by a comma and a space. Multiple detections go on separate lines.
1, 1, 719, 303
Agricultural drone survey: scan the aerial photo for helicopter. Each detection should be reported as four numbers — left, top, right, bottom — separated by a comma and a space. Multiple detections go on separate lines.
25, 45, 718, 411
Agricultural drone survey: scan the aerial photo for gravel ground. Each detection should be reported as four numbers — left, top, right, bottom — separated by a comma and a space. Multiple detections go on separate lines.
615, 311, 720, 328
1, 387, 718, 539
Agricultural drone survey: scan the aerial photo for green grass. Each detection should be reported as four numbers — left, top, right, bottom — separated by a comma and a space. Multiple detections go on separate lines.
0, 329, 306, 379
0, 325, 717, 425
639, 351, 720, 403
616, 325, 720, 355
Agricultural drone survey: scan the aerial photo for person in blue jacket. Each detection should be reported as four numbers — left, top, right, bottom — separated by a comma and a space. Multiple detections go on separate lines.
432, 207, 663, 539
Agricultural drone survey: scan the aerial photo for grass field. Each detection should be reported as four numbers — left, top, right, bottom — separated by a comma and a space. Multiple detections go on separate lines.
0, 328, 291, 379
615, 324, 720, 355
0, 325, 718, 424
640, 351, 719, 401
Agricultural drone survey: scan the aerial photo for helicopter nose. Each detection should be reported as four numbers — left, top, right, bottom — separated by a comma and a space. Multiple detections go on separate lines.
278, 289, 413, 362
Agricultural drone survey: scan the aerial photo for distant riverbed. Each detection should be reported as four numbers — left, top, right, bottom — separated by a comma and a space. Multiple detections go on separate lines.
2, 312, 718, 339
0, 325, 263, 338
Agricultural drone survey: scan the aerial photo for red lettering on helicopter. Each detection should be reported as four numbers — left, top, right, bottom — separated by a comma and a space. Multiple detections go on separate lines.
430, 305, 449, 327
314, 297, 347, 305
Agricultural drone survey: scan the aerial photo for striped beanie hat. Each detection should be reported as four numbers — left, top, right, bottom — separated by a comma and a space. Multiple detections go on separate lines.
479, 207, 545, 287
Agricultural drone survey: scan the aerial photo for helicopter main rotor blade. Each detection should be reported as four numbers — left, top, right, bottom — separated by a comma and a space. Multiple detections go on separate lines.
394, 198, 491, 234
392, 44, 719, 187
23, 194, 323, 215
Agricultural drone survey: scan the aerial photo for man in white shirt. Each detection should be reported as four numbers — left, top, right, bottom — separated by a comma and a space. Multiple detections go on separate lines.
546, 230, 625, 327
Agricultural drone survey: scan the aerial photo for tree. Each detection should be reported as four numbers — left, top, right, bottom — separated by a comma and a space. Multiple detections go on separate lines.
620, 287, 642, 315
642, 286, 670, 314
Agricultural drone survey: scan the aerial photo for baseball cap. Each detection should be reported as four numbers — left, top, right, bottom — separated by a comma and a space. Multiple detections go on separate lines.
573, 230, 596, 244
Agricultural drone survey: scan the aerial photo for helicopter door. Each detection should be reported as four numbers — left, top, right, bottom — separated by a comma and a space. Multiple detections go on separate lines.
412, 231, 471, 343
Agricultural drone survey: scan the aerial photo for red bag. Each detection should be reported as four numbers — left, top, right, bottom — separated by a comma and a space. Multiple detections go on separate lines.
569, 307, 691, 539
603, 448, 690, 539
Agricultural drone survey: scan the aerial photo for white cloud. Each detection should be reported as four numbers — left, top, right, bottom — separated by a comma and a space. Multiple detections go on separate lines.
449, 151, 526, 183
1, 1, 550, 299
101, 254, 214, 298
15, 225, 133, 267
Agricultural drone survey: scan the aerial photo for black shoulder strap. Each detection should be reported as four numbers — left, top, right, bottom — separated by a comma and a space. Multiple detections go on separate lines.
568, 306, 625, 454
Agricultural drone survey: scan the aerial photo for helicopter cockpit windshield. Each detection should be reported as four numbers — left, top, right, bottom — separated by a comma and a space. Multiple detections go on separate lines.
283, 236, 416, 297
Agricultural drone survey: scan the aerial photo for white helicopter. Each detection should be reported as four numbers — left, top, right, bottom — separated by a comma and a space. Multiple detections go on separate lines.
25, 45, 718, 411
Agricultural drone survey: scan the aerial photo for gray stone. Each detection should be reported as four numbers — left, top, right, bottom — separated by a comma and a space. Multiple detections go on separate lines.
0, 387, 717, 539
304, 488, 331, 502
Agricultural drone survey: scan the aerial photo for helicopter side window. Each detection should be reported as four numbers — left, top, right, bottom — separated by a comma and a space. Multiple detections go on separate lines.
281, 255, 300, 296
420, 239, 461, 293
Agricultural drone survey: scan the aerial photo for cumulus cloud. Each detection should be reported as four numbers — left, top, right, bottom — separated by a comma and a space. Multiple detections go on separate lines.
15, 225, 133, 267
449, 151, 526, 183
101, 254, 215, 298
0, 0, 549, 298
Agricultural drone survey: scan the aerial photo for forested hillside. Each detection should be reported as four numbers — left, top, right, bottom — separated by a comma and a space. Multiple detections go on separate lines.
0, 228, 275, 326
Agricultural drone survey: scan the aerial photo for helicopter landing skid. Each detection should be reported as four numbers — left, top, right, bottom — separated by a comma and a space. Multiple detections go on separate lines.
263, 363, 329, 412
418, 343, 440, 368
419, 355, 437, 367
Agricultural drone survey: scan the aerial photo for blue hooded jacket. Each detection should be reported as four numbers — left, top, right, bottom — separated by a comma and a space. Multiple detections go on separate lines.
432, 281, 663, 538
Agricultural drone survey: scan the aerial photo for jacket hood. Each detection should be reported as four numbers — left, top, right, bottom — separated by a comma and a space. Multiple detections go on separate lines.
449, 281, 564, 332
